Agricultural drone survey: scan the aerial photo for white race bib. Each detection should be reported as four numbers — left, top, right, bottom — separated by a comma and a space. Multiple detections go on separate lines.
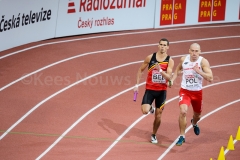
152, 70, 166, 83
184, 73, 202, 88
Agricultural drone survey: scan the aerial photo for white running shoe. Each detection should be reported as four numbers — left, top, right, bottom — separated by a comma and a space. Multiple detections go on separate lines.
151, 134, 158, 144
149, 105, 155, 114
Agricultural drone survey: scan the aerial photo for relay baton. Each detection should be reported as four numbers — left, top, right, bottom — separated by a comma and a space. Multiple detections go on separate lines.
133, 91, 138, 101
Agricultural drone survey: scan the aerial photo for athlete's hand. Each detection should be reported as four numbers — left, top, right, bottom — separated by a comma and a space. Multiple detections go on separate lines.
133, 84, 139, 92
155, 62, 162, 73
193, 64, 201, 74
167, 80, 173, 88
177, 70, 183, 75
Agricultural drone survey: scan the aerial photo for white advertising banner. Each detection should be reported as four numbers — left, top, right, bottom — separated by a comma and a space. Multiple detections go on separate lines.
55, 0, 156, 37
154, 0, 240, 28
1, 0, 239, 51
0, 0, 59, 52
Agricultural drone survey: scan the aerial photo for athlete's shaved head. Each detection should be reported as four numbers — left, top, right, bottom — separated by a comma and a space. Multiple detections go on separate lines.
190, 43, 201, 50
189, 43, 201, 61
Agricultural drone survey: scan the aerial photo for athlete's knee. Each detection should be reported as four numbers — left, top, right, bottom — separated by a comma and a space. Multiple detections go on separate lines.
193, 112, 201, 119
141, 107, 148, 114
179, 105, 188, 117
141, 105, 150, 114
142, 110, 148, 114
180, 111, 187, 118
155, 110, 162, 119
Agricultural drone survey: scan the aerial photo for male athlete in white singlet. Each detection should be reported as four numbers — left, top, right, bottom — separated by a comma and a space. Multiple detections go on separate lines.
171, 43, 213, 146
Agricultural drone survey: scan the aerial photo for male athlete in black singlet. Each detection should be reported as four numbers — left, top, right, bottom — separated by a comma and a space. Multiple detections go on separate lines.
134, 38, 174, 143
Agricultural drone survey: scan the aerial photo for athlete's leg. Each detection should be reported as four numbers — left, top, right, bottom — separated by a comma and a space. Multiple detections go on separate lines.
190, 91, 202, 135
178, 89, 191, 136
179, 104, 188, 135
153, 107, 163, 135
153, 90, 166, 135
176, 103, 188, 146
192, 111, 201, 125
141, 104, 152, 114
191, 90, 202, 124
176, 89, 191, 145
150, 90, 166, 144
141, 90, 154, 114
191, 111, 201, 136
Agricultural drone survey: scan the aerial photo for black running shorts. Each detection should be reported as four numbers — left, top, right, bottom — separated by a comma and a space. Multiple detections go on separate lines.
141, 89, 166, 110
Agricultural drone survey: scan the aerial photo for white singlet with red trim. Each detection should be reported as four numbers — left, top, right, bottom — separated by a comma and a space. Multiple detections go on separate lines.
181, 55, 203, 91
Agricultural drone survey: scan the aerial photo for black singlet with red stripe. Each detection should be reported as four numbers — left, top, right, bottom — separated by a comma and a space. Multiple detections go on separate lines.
146, 53, 170, 91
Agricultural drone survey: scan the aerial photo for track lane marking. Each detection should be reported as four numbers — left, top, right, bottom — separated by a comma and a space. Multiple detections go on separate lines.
1, 61, 240, 141
1, 44, 240, 91
36, 76, 240, 159
97, 79, 240, 160
158, 99, 240, 160
1, 24, 239, 59
0, 61, 140, 140
37, 82, 239, 160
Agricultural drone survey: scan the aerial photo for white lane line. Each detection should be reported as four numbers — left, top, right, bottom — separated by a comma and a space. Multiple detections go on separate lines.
97, 79, 240, 160
158, 99, 240, 160
37, 79, 240, 160
1, 41, 240, 91
35, 81, 144, 160
96, 95, 180, 160
37, 63, 240, 159
0, 61, 141, 140
224, 139, 238, 155
211, 62, 240, 68
1, 24, 239, 60
1, 61, 240, 141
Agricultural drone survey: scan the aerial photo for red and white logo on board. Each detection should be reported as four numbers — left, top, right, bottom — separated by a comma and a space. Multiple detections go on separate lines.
159, 0, 186, 26
198, 0, 226, 22
67, 1, 76, 13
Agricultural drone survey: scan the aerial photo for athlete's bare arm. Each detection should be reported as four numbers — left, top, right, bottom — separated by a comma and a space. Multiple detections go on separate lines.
159, 58, 174, 81
134, 54, 151, 91
171, 56, 185, 83
193, 58, 213, 82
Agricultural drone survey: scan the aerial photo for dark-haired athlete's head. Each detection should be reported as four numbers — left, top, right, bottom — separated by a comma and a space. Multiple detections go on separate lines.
158, 38, 169, 54
159, 38, 169, 46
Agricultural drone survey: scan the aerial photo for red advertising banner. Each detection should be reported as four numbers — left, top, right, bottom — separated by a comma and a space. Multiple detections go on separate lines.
212, 0, 226, 21
198, 0, 212, 22
160, 0, 173, 25
173, 0, 186, 24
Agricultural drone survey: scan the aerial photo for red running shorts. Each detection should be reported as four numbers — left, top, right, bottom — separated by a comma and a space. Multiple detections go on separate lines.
179, 88, 203, 113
